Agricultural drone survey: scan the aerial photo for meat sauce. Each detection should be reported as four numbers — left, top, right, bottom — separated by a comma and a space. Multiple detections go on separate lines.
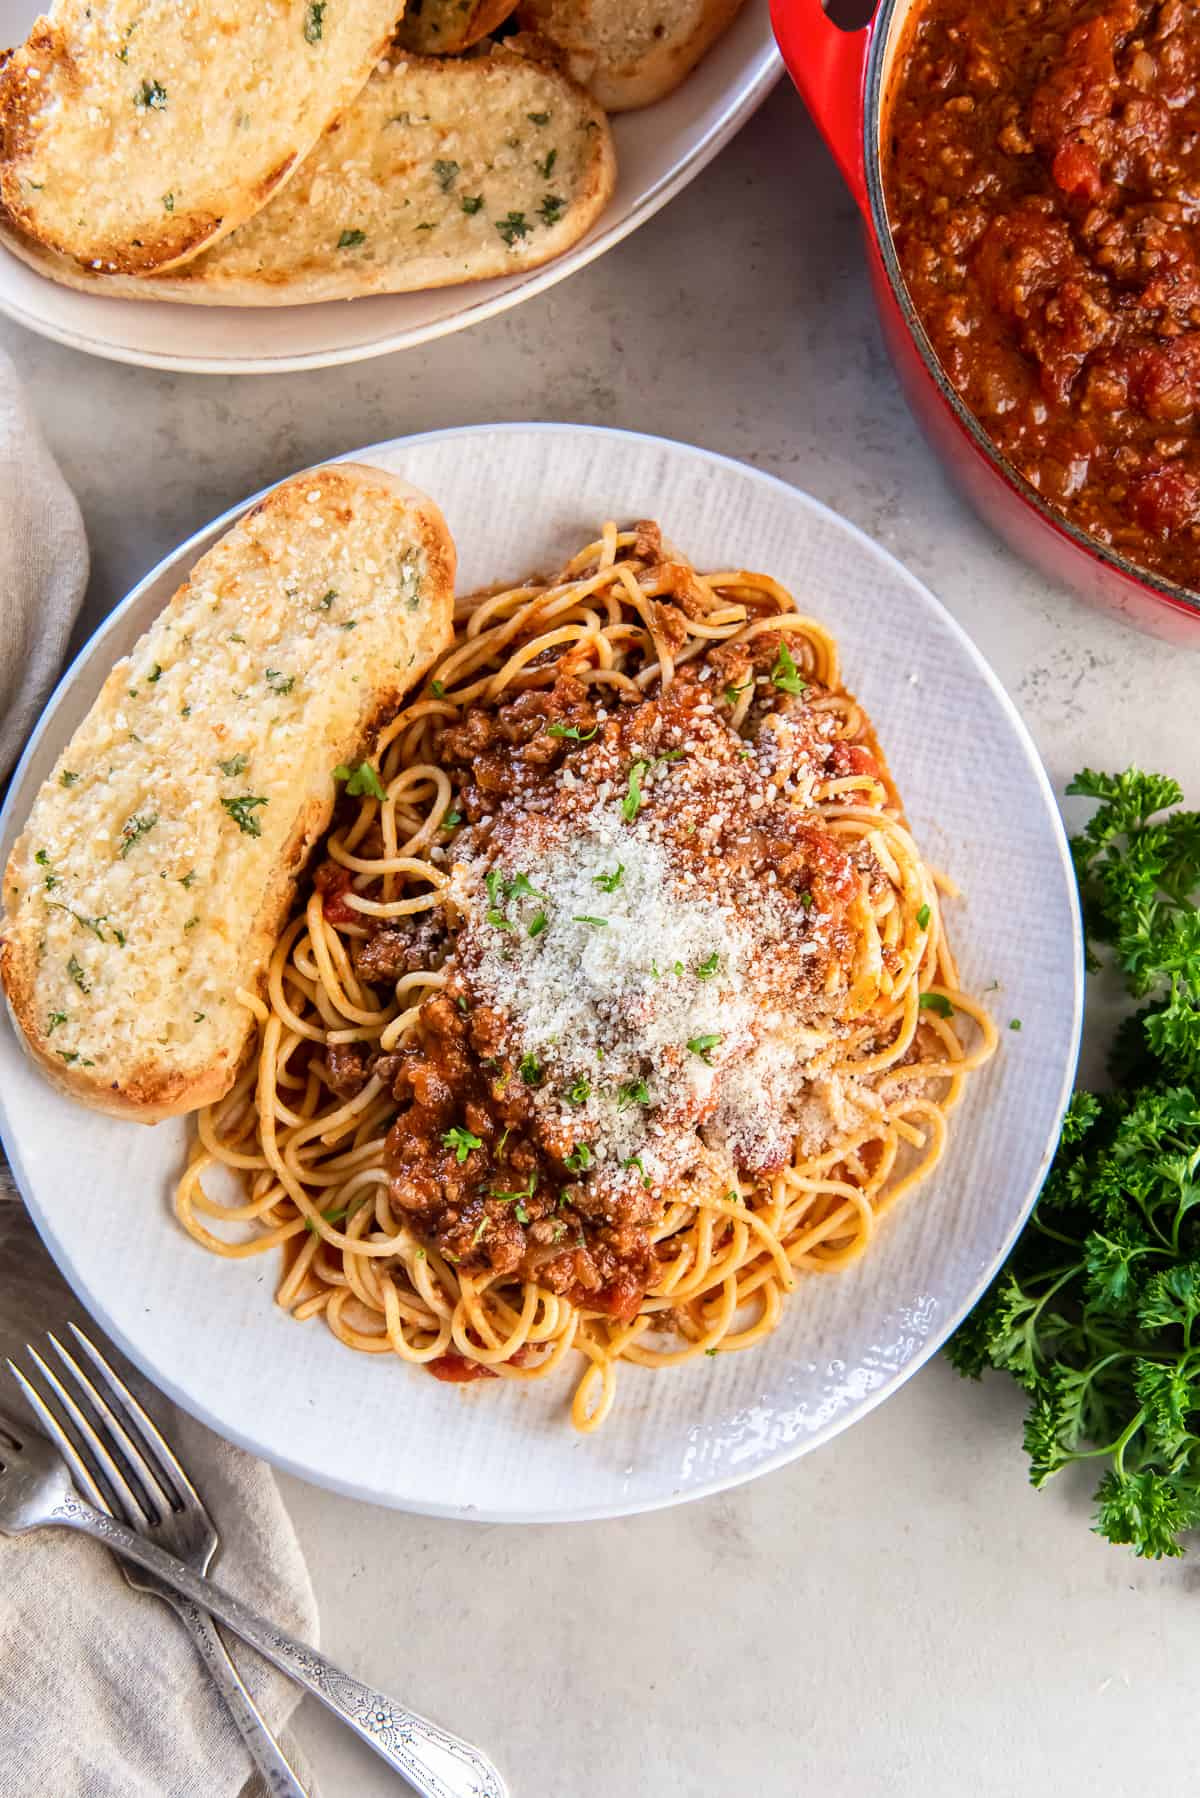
886, 0, 1200, 588
320, 632, 886, 1330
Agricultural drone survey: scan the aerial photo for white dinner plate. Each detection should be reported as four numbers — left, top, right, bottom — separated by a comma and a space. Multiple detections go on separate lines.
0, 2, 778, 373
0, 425, 1083, 1520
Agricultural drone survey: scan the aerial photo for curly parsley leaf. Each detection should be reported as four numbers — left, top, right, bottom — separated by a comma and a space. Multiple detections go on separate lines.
948, 767, 1200, 1557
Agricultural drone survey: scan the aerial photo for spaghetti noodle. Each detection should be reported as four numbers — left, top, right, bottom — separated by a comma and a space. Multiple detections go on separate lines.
177, 523, 997, 1430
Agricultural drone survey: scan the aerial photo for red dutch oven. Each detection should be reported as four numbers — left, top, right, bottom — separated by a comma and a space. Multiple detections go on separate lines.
770, 0, 1200, 642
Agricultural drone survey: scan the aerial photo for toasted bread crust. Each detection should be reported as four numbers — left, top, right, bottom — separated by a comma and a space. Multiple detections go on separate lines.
0, 51, 616, 306
0, 463, 456, 1122
0, 0, 403, 273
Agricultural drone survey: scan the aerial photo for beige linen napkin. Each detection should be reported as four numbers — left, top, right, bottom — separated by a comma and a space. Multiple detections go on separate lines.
0, 348, 89, 784
0, 1169, 321, 1798
0, 362, 320, 1794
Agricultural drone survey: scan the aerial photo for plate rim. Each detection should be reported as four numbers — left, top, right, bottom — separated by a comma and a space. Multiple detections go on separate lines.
0, 49, 781, 375
0, 423, 1084, 1521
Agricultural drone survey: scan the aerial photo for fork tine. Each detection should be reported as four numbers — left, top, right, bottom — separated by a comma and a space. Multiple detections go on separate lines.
5, 1359, 116, 1517
66, 1324, 195, 1511
44, 1333, 169, 1523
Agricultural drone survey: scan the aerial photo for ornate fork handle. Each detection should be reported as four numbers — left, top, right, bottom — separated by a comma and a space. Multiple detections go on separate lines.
53, 1494, 507, 1798
163, 1592, 308, 1796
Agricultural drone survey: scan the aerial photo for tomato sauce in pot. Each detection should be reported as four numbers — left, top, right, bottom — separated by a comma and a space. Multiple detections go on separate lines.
885, 0, 1200, 590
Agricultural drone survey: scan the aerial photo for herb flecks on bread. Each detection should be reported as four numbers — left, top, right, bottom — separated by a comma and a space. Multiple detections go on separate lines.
0, 464, 455, 1122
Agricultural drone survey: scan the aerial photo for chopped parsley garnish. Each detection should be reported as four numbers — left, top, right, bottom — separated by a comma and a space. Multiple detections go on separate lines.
442, 1125, 483, 1163
47, 903, 108, 940
147, 663, 162, 683
771, 639, 807, 696
567, 1076, 591, 1106
486, 868, 513, 930
303, 1, 325, 41
528, 911, 548, 938
180, 871, 197, 888
470, 1217, 489, 1248
136, 79, 167, 110
339, 620, 357, 631
687, 1033, 722, 1064
917, 903, 931, 930
515, 1203, 531, 1224
398, 546, 422, 611
919, 992, 955, 1019
535, 149, 557, 180
441, 809, 462, 830
593, 863, 624, 892
265, 669, 294, 694
220, 795, 268, 837
539, 194, 566, 226
623, 1155, 652, 1189
572, 914, 607, 928
723, 679, 752, 705
34, 850, 50, 866
305, 1203, 354, 1237
491, 1171, 537, 1203
1010, 1018, 1022, 1031
432, 158, 459, 192
564, 1143, 593, 1174
694, 951, 721, 980
461, 194, 484, 215
528, 111, 551, 125
800, 891, 813, 910
333, 760, 387, 801
317, 590, 336, 610
430, 680, 446, 698
617, 1078, 649, 1109
519, 1051, 542, 1086
46, 1011, 67, 1034
59, 771, 79, 787
546, 721, 598, 742
67, 955, 90, 993
337, 228, 367, 250
118, 812, 157, 858
486, 868, 546, 931
184, 916, 199, 931
217, 753, 248, 778
621, 760, 649, 822
496, 211, 530, 246
58, 1051, 79, 1064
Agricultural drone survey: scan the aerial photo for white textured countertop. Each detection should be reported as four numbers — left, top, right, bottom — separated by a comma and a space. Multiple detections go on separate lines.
4, 82, 1198, 1798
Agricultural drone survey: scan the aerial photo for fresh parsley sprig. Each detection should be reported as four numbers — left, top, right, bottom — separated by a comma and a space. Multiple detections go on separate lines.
950, 768, 1200, 1557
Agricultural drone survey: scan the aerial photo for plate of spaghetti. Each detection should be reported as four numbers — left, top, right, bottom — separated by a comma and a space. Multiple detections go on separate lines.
0, 426, 1083, 1518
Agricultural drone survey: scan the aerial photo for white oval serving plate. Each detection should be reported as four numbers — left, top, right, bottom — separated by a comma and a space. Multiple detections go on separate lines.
0, 2, 778, 373
0, 425, 1083, 1520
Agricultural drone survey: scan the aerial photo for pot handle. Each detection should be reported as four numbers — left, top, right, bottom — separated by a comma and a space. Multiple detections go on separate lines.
770, 0, 878, 213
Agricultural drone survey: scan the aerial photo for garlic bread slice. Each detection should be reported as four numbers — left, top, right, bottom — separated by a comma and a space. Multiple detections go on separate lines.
0, 0, 404, 273
514, 0, 748, 110
394, 0, 518, 54
0, 464, 455, 1122
0, 50, 615, 305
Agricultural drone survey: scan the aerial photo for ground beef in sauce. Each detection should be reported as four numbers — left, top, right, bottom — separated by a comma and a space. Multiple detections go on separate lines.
886, 0, 1200, 588
375, 644, 888, 1323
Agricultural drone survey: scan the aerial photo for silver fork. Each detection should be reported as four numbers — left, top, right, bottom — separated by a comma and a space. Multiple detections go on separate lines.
2, 1335, 508, 1798
11, 1329, 307, 1798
